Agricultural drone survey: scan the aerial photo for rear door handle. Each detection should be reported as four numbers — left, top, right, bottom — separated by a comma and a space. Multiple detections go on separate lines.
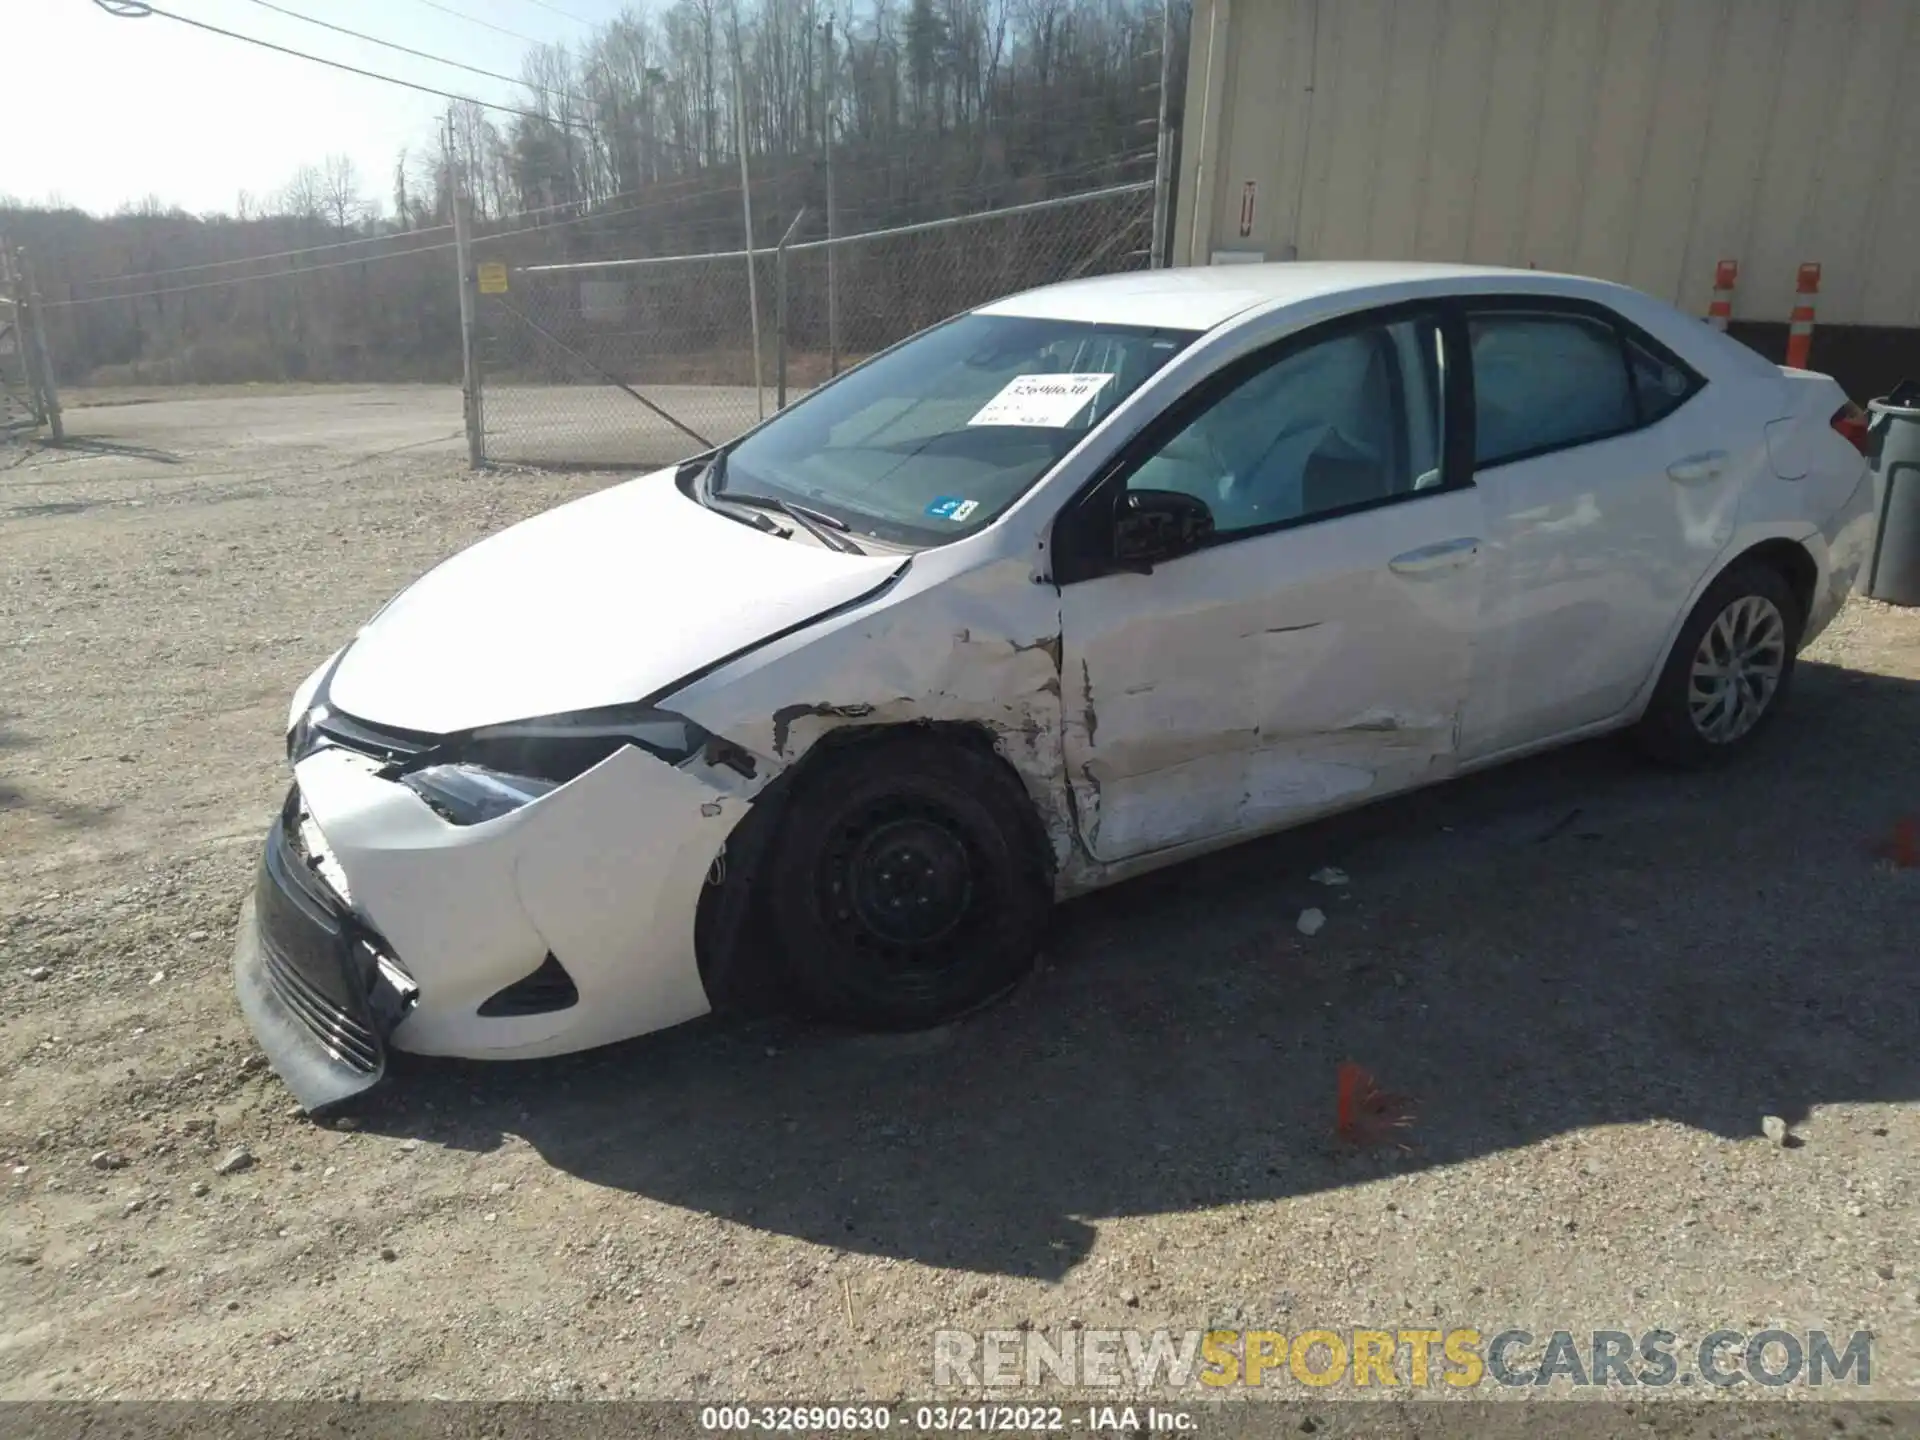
1389, 537, 1482, 576
1667, 450, 1728, 483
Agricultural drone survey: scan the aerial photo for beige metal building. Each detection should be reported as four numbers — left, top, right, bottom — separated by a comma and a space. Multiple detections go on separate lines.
1173, 0, 1920, 334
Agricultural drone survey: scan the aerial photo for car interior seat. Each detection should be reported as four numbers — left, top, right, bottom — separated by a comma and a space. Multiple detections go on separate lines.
1300, 438, 1393, 515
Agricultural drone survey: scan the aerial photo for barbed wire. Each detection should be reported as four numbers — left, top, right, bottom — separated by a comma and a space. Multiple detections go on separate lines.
56, 172, 751, 294
44, 177, 780, 307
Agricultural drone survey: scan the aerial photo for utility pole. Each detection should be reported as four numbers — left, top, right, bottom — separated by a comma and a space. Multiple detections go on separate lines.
820, 13, 839, 376
447, 111, 483, 467
1149, 0, 1177, 269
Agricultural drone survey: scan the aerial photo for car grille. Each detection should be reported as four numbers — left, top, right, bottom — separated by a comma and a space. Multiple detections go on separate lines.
256, 795, 389, 1073
258, 929, 381, 1074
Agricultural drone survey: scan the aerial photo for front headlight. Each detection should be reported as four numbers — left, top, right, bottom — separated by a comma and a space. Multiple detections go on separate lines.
287, 647, 350, 764
391, 704, 712, 826
399, 764, 558, 825
288, 703, 328, 764
455, 704, 709, 778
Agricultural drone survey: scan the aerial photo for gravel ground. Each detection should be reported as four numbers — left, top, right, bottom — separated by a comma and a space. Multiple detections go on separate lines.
1, 388, 1918, 1406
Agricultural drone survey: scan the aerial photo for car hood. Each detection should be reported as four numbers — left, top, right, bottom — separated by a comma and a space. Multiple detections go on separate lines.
327, 470, 906, 735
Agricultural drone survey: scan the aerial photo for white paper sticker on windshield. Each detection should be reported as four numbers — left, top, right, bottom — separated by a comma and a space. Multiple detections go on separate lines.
968, 373, 1115, 428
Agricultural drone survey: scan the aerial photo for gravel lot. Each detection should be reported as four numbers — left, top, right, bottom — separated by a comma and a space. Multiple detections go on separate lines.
2, 386, 1918, 1405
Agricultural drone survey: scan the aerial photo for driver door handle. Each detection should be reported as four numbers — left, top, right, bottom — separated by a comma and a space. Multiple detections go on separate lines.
1667, 450, 1728, 484
1389, 537, 1482, 576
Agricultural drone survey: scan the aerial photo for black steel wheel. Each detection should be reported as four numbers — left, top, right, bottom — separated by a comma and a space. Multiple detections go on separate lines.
766, 734, 1053, 1029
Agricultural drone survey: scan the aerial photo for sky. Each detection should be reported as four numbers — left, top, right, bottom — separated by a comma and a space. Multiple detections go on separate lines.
5, 0, 630, 216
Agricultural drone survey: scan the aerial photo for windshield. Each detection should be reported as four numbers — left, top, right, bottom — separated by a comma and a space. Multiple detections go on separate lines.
718, 312, 1198, 546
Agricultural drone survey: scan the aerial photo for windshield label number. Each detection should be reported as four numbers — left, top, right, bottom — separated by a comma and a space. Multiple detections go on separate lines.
968, 373, 1115, 428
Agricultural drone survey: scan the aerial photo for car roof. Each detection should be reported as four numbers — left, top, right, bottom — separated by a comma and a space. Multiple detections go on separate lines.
974, 261, 1618, 333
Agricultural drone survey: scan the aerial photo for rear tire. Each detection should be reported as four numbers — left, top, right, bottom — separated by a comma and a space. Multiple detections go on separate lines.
765, 734, 1053, 1029
1634, 561, 1803, 768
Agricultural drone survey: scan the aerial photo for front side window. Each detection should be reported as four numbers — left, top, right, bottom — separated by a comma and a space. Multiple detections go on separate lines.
1468, 312, 1637, 466
720, 313, 1197, 545
1123, 316, 1445, 537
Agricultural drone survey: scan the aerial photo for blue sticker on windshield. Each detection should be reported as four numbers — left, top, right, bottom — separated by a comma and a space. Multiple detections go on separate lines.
926, 496, 966, 519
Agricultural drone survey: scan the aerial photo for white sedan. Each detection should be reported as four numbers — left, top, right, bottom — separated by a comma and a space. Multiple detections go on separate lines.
234, 261, 1877, 1109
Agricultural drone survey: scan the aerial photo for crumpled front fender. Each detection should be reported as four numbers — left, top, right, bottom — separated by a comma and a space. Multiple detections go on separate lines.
291, 744, 748, 1060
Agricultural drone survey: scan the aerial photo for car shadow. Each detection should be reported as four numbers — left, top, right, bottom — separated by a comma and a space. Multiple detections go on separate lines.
365, 657, 1920, 1280
0, 716, 116, 826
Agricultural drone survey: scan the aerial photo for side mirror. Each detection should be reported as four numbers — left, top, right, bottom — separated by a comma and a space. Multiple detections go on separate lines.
1112, 488, 1216, 571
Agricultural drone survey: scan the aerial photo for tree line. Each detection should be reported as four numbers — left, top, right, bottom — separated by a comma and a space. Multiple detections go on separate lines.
0, 0, 1186, 389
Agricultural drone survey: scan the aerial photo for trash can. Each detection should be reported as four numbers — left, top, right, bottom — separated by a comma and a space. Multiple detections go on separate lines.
1861, 380, 1920, 606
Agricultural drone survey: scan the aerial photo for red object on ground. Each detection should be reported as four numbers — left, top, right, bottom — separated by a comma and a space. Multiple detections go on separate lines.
1335, 1061, 1416, 1148
1874, 816, 1920, 868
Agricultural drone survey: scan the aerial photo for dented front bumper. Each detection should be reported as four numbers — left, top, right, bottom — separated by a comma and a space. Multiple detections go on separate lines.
232, 792, 417, 1111
232, 734, 751, 1106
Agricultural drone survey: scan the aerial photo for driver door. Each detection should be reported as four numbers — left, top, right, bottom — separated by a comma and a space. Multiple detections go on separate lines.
1056, 307, 1487, 863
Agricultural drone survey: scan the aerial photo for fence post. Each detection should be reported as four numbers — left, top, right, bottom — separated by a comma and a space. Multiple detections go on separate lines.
730, 40, 765, 423
446, 111, 485, 468
820, 16, 840, 377
450, 177, 484, 468
17, 248, 62, 442
1, 246, 39, 427
1149, 0, 1176, 268
775, 210, 808, 412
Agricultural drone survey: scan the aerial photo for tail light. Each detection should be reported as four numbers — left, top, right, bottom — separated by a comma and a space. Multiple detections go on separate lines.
1832, 403, 1871, 455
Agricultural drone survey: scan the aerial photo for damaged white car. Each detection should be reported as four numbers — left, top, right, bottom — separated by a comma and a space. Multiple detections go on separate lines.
235, 261, 1876, 1110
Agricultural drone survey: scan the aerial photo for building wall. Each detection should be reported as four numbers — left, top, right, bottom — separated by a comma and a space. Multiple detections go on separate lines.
1174, 0, 1920, 330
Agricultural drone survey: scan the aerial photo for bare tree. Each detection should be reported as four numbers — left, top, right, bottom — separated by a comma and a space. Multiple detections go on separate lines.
4, 0, 1188, 392
321, 154, 365, 233
392, 149, 412, 230
278, 165, 324, 223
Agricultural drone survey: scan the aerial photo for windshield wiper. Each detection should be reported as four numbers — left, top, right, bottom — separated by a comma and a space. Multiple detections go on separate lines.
692, 451, 790, 537
699, 448, 864, 554
725, 492, 866, 555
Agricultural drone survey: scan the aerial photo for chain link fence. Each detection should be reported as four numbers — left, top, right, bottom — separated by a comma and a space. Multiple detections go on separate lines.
0, 298, 33, 437
475, 181, 1155, 470
1, 243, 62, 441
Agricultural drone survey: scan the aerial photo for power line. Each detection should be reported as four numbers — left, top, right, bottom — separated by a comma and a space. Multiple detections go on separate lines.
235, 0, 594, 107
89, 0, 580, 128
508, 0, 600, 27
399, 0, 550, 49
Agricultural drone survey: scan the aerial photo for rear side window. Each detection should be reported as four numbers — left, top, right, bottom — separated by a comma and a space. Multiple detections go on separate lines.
1469, 313, 1636, 467
1625, 332, 1703, 424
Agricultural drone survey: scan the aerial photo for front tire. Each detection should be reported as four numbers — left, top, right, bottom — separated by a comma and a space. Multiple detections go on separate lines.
1635, 561, 1802, 768
765, 734, 1053, 1029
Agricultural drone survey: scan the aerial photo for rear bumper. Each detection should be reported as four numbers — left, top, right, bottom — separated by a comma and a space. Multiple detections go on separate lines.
231, 793, 415, 1112
1806, 468, 1876, 645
